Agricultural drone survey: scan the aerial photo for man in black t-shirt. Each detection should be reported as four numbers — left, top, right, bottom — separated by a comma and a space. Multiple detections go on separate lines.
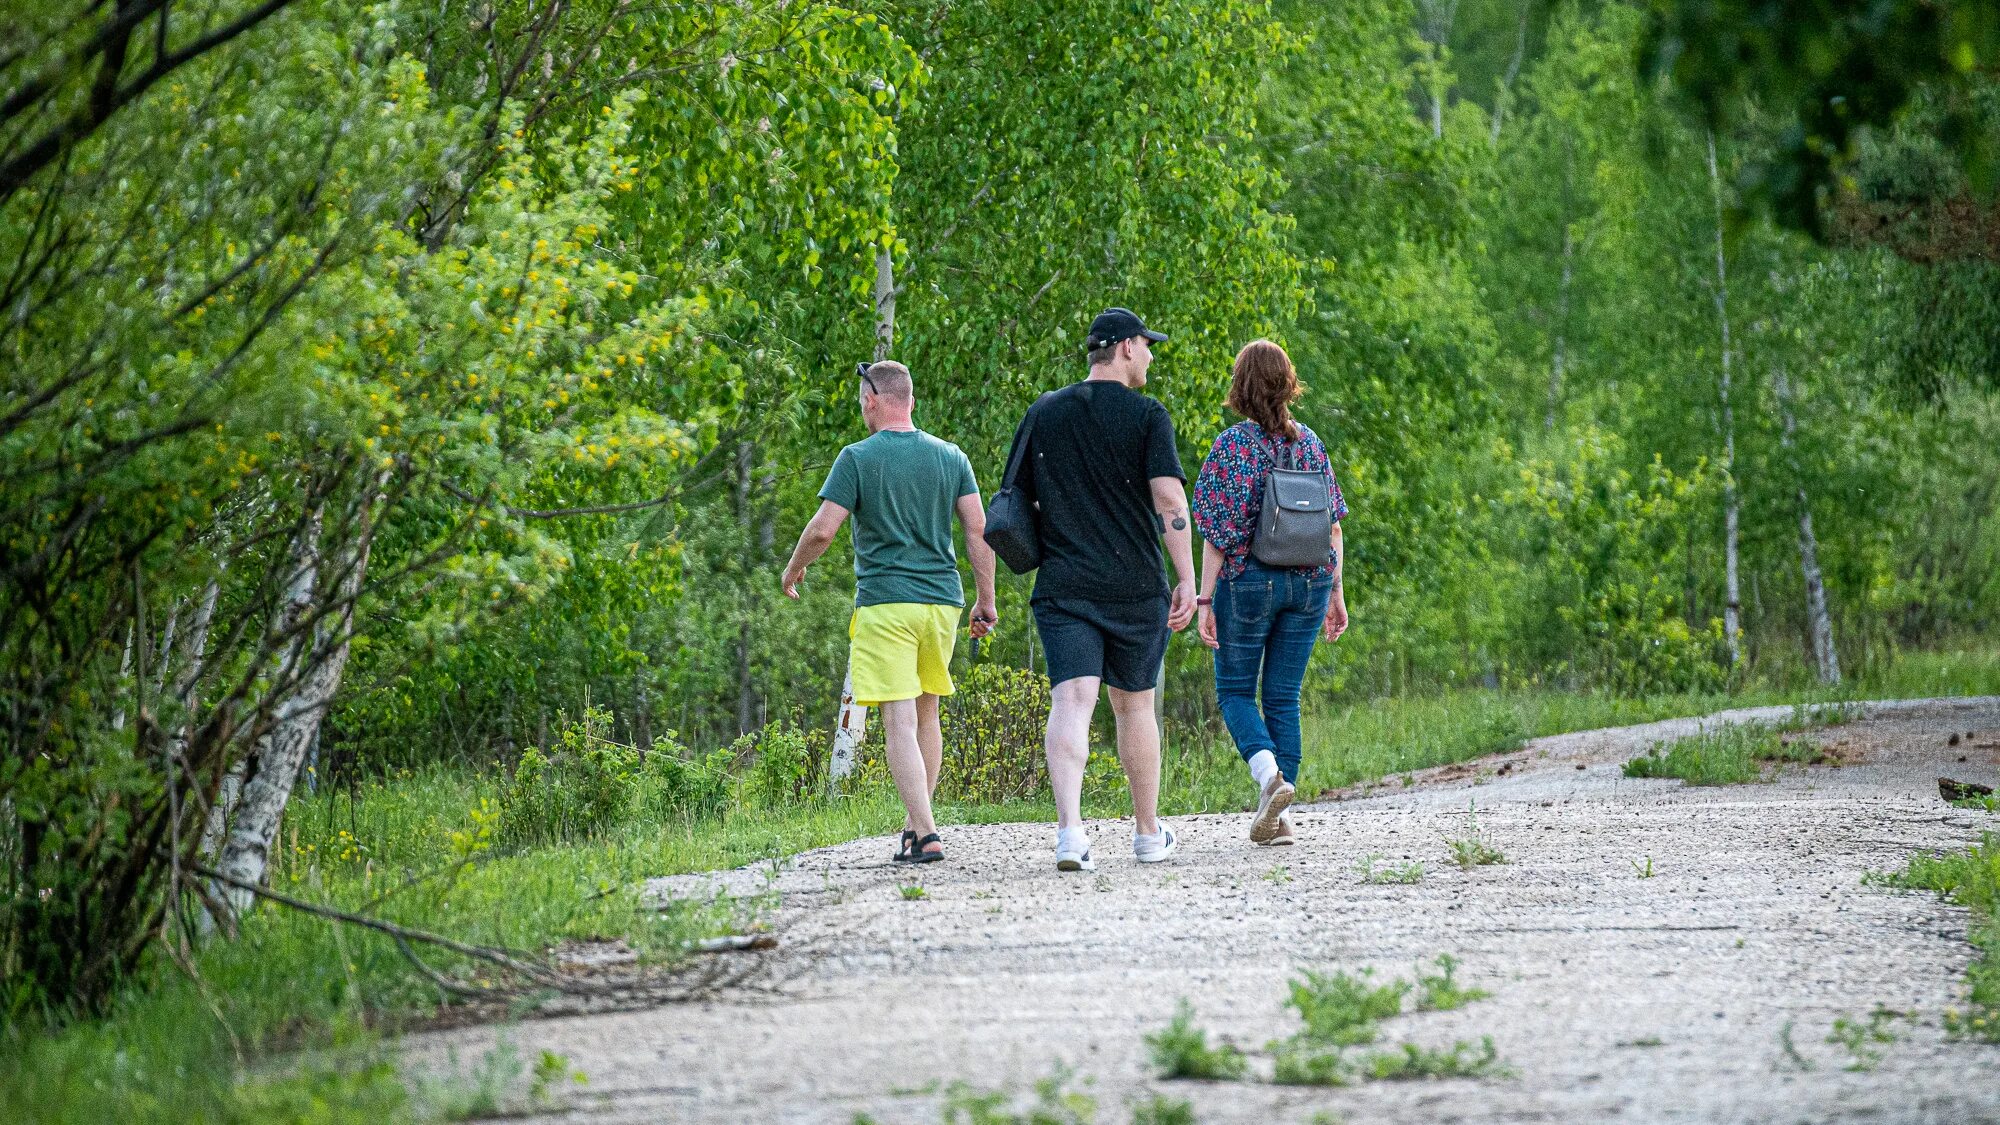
1000, 307, 1198, 872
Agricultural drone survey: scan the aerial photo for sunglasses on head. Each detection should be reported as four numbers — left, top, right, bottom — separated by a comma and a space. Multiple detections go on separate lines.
856, 362, 879, 395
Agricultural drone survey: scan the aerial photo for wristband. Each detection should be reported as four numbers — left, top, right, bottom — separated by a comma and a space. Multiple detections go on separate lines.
1195, 596, 1213, 606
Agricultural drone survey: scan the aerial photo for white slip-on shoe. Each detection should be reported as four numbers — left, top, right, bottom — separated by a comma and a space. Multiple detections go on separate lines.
1056, 830, 1095, 872
1250, 775, 1295, 844
1134, 824, 1178, 864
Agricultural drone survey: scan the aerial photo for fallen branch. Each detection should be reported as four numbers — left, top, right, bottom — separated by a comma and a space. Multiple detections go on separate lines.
188, 860, 561, 987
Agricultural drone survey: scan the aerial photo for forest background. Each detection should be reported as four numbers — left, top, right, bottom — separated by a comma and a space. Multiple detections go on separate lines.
4, 0, 1999, 1117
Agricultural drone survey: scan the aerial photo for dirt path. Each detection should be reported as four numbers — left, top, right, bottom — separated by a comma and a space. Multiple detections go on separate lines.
409, 698, 2000, 1124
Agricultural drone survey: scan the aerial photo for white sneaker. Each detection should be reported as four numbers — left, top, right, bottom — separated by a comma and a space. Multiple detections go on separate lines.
1250, 775, 1295, 844
1056, 829, 1095, 872
1134, 824, 1178, 864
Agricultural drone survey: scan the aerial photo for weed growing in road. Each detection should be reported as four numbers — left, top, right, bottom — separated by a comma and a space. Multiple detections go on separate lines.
1624, 722, 1836, 786
1826, 1008, 1901, 1072
1624, 726, 1769, 784
1288, 968, 1410, 1046
1632, 856, 1655, 878
1415, 954, 1490, 1011
943, 1064, 1095, 1124
1870, 832, 2000, 1042
1146, 1000, 1248, 1080
1270, 1039, 1350, 1086
1264, 865, 1293, 885
898, 883, 927, 900
1780, 701, 1862, 730
1356, 1037, 1510, 1080
1615, 1036, 1664, 1048
1444, 803, 1506, 869
1132, 1094, 1196, 1125
1357, 854, 1424, 884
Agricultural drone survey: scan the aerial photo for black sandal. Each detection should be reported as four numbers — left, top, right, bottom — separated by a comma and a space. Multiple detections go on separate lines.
907, 832, 944, 864
893, 829, 918, 863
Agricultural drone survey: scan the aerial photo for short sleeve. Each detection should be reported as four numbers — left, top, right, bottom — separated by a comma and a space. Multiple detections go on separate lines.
1191, 429, 1257, 552
1145, 403, 1185, 481
819, 446, 859, 511
954, 447, 978, 498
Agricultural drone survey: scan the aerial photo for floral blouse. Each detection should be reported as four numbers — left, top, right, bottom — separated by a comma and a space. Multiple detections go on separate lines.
1191, 420, 1347, 582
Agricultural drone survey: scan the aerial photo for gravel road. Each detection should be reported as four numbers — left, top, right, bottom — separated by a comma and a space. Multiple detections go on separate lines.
407, 697, 2000, 1124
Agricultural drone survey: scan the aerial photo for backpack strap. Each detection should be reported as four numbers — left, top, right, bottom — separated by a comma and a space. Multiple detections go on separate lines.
1001, 394, 1050, 490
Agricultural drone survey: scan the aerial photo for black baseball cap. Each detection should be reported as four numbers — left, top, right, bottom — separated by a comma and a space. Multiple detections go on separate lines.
1084, 307, 1167, 351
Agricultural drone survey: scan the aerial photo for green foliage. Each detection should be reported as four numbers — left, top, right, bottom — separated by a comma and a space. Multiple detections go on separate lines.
1355, 1037, 1510, 1081
1444, 804, 1508, 869
943, 1064, 1097, 1124
938, 665, 1053, 804
740, 722, 820, 810
1622, 723, 1830, 785
1131, 1096, 1196, 1125
1356, 856, 1425, 885
498, 709, 641, 849
1414, 954, 1490, 1012
1285, 969, 1409, 1048
1825, 1009, 1901, 1072
1144, 1001, 1248, 1081
641, 735, 735, 824
1874, 833, 2000, 1041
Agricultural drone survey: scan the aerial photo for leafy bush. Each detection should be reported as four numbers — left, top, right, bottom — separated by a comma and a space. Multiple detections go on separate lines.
640, 732, 733, 822
740, 721, 819, 809
939, 664, 1052, 804
497, 708, 640, 849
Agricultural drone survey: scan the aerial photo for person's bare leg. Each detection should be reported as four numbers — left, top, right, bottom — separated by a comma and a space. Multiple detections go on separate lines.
1045, 677, 1100, 831
1107, 686, 1161, 837
880, 698, 937, 841
916, 692, 944, 800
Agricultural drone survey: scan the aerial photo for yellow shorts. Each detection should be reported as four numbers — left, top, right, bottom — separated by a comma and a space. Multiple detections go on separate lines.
849, 603, 960, 706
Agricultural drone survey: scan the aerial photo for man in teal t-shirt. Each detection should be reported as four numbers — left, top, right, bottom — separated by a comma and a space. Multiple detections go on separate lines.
781, 360, 997, 864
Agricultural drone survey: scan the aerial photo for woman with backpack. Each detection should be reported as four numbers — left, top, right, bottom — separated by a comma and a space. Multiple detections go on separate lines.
1191, 339, 1349, 846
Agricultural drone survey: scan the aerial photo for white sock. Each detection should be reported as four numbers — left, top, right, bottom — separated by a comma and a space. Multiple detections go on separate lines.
1248, 750, 1281, 791
1057, 825, 1090, 854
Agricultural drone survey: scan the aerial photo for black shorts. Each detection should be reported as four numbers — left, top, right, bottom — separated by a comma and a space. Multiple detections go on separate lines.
1032, 595, 1171, 692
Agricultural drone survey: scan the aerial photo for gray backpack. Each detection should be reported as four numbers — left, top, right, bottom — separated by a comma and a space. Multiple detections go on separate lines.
1250, 425, 1333, 568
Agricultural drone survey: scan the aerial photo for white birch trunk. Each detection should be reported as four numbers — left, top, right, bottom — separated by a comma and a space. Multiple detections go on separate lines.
828, 248, 899, 788
214, 495, 374, 919
1773, 369, 1840, 684
1706, 131, 1742, 667
1490, 0, 1530, 144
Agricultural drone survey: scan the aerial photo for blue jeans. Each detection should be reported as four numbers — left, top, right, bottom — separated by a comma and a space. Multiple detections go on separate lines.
1213, 559, 1331, 784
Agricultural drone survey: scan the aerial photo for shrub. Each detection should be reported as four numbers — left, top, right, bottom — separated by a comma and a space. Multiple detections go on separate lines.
639, 731, 733, 821
740, 721, 818, 808
497, 707, 640, 848
939, 664, 1051, 804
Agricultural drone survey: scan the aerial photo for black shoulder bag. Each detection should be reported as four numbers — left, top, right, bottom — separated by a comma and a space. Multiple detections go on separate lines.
983, 397, 1047, 574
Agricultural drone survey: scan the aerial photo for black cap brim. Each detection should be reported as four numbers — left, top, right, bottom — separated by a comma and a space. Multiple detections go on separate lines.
1141, 328, 1168, 343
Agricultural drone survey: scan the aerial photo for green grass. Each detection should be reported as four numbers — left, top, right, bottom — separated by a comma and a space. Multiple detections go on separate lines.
1621, 722, 1836, 785
1144, 1000, 1248, 1080
10, 651, 1997, 1122
1871, 831, 2000, 1042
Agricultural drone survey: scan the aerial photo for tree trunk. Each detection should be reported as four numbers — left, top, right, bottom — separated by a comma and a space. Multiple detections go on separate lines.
1773, 369, 1840, 684
214, 490, 377, 920
735, 439, 756, 736
826, 249, 898, 788
1490, 0, 1531, 143
1706, 131, 1742, 667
